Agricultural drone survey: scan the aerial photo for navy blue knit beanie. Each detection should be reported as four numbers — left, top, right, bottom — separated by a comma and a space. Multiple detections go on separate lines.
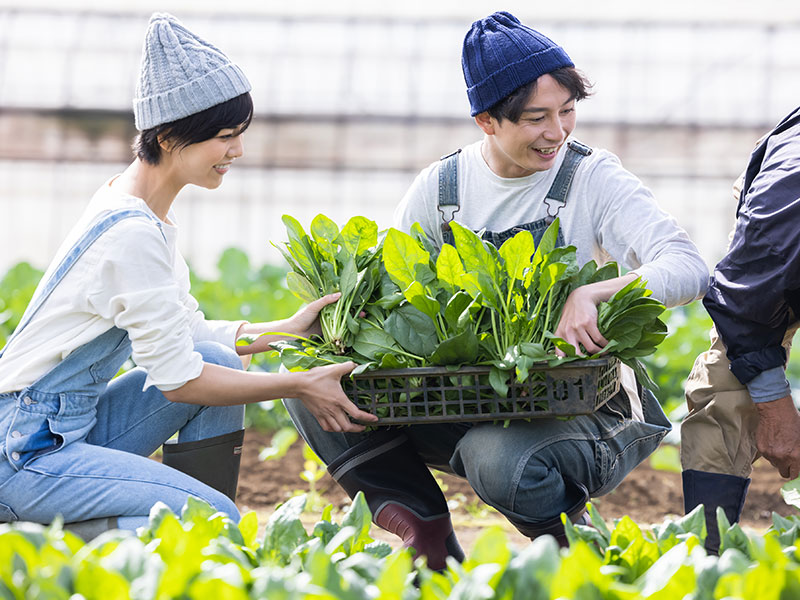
462, 12, 574, 116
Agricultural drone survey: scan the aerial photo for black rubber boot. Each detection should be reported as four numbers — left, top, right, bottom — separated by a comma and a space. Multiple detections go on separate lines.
506, 477, 590, 547
63, 516, 119, 542
327, 430, 464, 571
162, 429, 245, 501
682, 469, 750, 554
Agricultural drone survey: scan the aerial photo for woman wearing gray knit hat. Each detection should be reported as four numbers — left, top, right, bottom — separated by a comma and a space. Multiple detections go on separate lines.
284, 11, 708, 567
0, 13, 374, 540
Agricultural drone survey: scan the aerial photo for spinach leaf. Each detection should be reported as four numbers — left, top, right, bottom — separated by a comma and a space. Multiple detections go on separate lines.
430, 330, 479, 366
384, 303, 438, 357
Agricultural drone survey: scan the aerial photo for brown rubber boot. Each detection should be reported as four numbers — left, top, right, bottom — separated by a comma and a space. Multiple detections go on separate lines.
327, 430, 464, 570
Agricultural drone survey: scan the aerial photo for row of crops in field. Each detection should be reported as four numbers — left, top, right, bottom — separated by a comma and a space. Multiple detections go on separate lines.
5, 489, 800, 599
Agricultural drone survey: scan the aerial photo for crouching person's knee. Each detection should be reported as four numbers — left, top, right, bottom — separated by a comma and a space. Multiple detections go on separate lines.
211, 491, 241, 523
192, 489, 241, 525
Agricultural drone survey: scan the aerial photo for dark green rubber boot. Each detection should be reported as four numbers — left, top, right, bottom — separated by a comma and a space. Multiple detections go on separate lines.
162, 429, 245, 501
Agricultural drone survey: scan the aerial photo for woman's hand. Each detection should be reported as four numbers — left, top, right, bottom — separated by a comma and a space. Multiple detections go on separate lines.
295, 361, 379, 432
287, 292, 341, 339
236, 292, 342, 355
554, 285, 609, 357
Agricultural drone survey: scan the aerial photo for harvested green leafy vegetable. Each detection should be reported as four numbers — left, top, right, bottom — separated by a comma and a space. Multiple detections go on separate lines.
274, 214, 382, 354
271, 214, 667, 420
382, 224, 484, 366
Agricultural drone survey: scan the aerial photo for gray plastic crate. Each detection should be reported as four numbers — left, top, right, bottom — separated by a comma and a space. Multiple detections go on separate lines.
343, 357, 621, 425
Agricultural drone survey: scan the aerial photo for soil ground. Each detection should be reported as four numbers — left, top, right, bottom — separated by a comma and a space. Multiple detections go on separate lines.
235, 428, 795, 552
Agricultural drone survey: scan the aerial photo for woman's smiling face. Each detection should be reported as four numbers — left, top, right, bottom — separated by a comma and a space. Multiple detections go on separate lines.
169, 127, 245, 190
478, 74, 577, 178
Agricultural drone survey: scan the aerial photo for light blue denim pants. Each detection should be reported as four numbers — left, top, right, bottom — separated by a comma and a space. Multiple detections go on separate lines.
0, 342, 245, 530
0, 209, 244, 530
284, 385, 671, 525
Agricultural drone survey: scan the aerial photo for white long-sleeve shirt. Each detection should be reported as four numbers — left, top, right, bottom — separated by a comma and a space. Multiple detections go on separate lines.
0, 178, 243, 394
394, 139, 708, 308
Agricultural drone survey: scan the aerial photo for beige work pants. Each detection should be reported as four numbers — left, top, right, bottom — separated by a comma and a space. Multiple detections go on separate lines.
681, 325, 797, 478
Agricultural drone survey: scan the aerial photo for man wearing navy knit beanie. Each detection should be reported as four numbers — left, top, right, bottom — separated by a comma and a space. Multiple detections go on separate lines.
286, 12, 708, 565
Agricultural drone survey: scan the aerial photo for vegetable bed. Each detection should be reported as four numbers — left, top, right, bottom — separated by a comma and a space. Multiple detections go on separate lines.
6, 488, 800, 599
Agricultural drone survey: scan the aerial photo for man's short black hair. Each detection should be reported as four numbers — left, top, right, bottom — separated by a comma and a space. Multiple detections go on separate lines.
486, 67, 592, 123
134, 92, 254, 165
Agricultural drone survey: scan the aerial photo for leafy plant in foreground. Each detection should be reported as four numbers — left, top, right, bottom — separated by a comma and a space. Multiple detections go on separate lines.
7, 488, 800, 599
381, 223, 487, 367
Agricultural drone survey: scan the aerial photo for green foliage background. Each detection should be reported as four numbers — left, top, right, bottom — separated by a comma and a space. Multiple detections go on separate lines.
0, 261, 42, 346
188, 248, 302, 372
639, 302, 713, 414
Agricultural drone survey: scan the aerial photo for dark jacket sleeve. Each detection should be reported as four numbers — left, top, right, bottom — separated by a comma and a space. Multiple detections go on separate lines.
703, 110, 800, 385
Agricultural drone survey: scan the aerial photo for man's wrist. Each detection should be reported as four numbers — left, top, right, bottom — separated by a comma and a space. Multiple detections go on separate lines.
586, 273, 638, 305
755, 394, 795, 416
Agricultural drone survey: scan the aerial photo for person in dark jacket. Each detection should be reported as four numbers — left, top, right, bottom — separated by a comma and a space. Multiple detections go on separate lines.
681, 105, 800, 553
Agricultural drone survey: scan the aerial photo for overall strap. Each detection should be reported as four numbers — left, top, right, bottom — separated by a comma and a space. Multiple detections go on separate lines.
0, 208, 161, 359
543, 140, 593, 224
437, 149, 462, 238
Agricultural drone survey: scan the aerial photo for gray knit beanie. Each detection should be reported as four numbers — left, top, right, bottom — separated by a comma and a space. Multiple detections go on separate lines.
133, 13, 252, 131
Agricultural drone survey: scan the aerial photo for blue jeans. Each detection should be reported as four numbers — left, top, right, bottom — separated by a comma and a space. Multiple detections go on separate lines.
284, 386, 671, 524
0, 342, 244, 529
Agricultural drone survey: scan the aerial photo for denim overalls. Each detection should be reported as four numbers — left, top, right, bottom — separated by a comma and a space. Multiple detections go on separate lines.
437, 140, 594, 249
284, 141, 672, 527
0, 208, 244, 528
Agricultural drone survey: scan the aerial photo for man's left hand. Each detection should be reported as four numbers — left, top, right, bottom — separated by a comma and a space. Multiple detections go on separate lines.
756, 395, 800, 479
554, 285, 608, 356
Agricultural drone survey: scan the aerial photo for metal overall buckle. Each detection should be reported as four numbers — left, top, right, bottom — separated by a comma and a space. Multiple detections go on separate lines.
438, 204, 461, 234
543, 197, 565, 225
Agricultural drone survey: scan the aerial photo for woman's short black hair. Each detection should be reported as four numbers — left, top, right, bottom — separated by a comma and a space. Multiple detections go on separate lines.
134, 92, 254, 165
486, 67, 593, 123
